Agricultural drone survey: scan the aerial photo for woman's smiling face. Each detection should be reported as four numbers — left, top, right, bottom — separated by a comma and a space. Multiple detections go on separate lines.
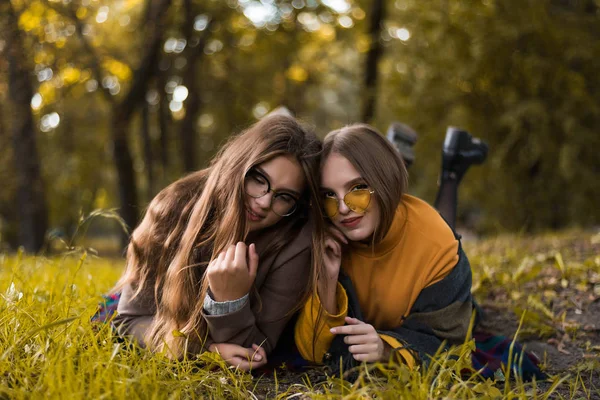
320, 152, 380, 242
244, 154, 305, 233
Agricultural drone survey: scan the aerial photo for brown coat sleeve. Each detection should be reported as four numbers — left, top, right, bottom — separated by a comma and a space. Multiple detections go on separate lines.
113, 246, 312, 354
112, 283, 157, 347
203, 246, 311, 354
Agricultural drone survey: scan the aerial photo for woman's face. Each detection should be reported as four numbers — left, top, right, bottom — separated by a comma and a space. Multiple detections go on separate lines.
321, 152, 380, 242
245, 154, 306, 233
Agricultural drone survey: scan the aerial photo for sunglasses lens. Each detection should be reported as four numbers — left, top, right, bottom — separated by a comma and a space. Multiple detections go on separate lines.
323, 197, 339, 218
345, 189, 372, 214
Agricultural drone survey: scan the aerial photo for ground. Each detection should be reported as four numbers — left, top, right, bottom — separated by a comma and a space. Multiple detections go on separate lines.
1, 229, 599, 399
253, 230, 600, 398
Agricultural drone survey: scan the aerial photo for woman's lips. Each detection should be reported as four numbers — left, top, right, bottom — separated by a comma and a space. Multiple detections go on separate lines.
247, 208, 265, 222
340, 216, 363, 228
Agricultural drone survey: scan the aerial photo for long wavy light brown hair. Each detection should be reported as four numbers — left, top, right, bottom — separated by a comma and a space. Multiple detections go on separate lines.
114, 115, 325, 357
322, 123, 409, 243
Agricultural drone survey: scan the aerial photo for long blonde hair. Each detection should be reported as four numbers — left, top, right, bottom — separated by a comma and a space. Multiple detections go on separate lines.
115, 115, 325, 357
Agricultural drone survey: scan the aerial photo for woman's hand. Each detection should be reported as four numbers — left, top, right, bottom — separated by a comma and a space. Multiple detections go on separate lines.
207, 242, 259, 302
330, 316, 390, 362
208, 343, 267, 371
318, 226, 346, 314
323, 235, 343, 283
326, 224, 348, 246
323, 225, 347, 281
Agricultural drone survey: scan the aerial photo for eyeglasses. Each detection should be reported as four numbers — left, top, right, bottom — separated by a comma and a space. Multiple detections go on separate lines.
244, 169, 299, 217
323, 185, 375, 218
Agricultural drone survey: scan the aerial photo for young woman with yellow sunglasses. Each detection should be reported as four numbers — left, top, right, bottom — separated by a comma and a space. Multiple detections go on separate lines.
294, 123, 475, 370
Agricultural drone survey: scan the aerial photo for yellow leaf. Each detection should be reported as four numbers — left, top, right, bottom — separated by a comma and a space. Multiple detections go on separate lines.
356, 34, 371, 53
18, 10, 42, 32
76, 7, 88, 19
38, 81, 56, 104
286, 65, 308, 82
318, 24, 336, 42
61, 66, 81, 85
352, 8, 366, 20
102, 59, 132, 81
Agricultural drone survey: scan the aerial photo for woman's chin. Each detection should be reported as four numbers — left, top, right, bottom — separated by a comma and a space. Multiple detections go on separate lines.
340, 226, 371, 243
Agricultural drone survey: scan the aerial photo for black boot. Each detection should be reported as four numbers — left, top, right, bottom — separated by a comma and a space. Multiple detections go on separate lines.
386, 122, 418, 167
441, 127, 488, 182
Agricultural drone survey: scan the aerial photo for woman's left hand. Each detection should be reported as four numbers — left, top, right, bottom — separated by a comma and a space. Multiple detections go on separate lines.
207, 242, 259, 302
330, 316, 390, 362
208, 343, 267, 371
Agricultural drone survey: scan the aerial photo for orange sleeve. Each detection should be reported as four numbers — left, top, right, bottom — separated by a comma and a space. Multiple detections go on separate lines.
379, 334, 417, 369
294, 282, 348, 363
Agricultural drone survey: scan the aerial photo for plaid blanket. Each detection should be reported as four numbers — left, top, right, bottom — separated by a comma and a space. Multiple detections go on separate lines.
472, 332, 546, 380
90, 292, 120, 323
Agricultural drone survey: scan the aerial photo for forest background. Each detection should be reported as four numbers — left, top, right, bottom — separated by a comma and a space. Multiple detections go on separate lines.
1, 0, 599, 254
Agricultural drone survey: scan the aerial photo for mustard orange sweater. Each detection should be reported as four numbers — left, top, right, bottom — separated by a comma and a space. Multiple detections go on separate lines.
295, 194, 463, 366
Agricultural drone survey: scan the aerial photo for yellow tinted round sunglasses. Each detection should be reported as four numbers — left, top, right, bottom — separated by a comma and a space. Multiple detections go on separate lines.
323, 186, 375, 218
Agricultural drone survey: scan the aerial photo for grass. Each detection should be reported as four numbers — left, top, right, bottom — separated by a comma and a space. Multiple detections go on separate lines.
1, 229, 599, 399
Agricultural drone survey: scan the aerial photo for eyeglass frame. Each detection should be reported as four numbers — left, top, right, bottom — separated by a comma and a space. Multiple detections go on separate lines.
323, 186, 375, 218
244, 168, 300, 217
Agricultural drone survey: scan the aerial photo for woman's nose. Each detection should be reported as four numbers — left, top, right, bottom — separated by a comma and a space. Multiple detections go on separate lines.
337, 196, 351, 215
255, 192, 273, 210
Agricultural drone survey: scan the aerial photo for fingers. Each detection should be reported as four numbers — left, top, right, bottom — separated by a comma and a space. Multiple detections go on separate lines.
228, 356, 251, 371
327, 225, 348, 244
210, 252, 226, 267
213, 343, 268, 371
324, 237, 341, 258
348, 343, 379, 354
225, 345, 254, 359
234, 242, 247, 268
345, 316, 364, 325
251, 343, 267, 362
330, 323, 372, 335
228, 355, 267, 371
216, 251, 226, 266
225, 244, 236, 264
207, 258, 217, 273
352, 353, 377, 362
247, 243, 259, 279
327, 318, 384, 363
343, 334, 373, 345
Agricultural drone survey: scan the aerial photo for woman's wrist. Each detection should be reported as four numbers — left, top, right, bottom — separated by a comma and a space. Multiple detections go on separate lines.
318, 278, 339, 315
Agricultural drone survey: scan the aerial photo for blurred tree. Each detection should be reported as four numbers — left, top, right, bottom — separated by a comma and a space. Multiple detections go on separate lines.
379, 0, 600, 231
58, 0, 172, 238
178, 0, 213, 173
361, 0, 385, 123
1, 0, 49, 252
1, 0, 598, 253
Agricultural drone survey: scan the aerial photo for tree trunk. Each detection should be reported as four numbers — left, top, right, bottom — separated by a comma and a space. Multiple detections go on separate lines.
141, 101, 154, 200
111, 0, 172, 242
4, 1, 49, 253
111, 119, 138, 239
361, 0, 386, 124
157, 73, 170, 174
178, 0, 212, 172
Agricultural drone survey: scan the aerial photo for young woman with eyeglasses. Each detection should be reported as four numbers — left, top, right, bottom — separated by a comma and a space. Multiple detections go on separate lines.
111, 115, 325, 370
294, 123, 474, 370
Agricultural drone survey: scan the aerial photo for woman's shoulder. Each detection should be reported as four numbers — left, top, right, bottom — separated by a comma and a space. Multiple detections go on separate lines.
256, 217, 313, 267
399, 194, 457, 247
